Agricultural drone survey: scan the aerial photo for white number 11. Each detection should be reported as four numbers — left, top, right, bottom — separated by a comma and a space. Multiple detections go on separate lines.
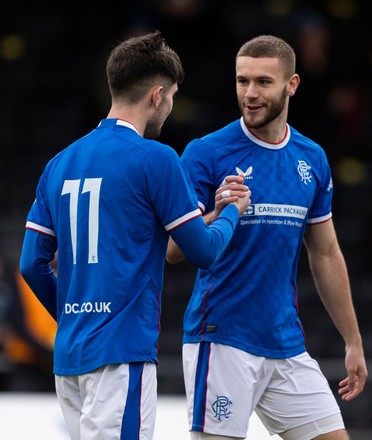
62, 178, 102, 264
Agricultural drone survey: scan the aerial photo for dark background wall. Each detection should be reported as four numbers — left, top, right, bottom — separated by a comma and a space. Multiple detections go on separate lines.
0, 0, 371, 438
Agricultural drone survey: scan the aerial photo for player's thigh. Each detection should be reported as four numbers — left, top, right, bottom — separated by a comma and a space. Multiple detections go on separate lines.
58, 363, 157, 440
190, 431, 244, 440
280, 415, 348, 440
183, 342, 270, 438
256, 352, 344, 438
312, 429, 349, 440
55, 374, 82, 440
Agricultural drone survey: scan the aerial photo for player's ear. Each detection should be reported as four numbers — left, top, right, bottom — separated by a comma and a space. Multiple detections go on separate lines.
287, 73, 300, 97
150, 85, 164, 108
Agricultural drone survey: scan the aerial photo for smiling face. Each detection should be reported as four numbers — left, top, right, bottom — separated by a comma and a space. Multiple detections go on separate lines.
236, 56, 299, 138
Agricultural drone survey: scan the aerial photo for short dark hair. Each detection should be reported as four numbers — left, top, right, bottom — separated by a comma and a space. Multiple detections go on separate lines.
106, 30, 185, 103
237, 35, 296, 79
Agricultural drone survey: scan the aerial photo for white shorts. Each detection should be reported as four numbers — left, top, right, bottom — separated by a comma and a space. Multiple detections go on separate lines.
55, 363, 157, 440
183, 343, 345, 439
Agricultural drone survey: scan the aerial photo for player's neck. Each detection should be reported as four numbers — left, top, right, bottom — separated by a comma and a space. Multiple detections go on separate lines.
107, 104, 146, 136
248, 121, 288, 144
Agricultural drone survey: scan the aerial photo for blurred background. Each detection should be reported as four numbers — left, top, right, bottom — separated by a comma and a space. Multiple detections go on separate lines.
0, 0, 371, 438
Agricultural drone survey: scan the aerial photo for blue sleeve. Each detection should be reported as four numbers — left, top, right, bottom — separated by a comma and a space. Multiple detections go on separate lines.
308, 149, 333, 221
170, 204, 239, 269
146, 143, 200, 228
19, 229, 58, 320
181, 138, 214, 213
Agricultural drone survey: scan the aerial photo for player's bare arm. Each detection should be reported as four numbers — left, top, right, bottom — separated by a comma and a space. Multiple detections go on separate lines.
304, 220, 368, 401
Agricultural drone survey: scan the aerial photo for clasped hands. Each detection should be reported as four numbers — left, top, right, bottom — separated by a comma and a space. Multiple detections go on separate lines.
215, 174, 251, 217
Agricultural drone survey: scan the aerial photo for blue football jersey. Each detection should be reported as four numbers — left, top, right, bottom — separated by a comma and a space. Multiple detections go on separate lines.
25, 119, 203, 375
182, 117, 333, 358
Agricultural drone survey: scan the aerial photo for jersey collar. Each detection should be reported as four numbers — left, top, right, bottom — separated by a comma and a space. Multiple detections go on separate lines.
115, 119, 140, 135
240, 117, 290, 150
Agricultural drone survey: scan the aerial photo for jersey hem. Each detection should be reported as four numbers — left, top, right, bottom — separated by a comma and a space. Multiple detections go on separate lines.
182, 336, 306, 359
54, 356, 158, 376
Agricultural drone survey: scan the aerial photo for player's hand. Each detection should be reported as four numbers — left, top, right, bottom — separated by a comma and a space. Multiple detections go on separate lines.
216, 174, 251, 217
338, 345, 368, 401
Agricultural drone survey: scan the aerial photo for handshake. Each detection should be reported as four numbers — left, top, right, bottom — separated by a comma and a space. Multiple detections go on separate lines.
216, 174, 251, 217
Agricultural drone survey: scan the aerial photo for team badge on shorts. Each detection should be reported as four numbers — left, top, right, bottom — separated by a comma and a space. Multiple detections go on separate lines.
211, 395, 232, 421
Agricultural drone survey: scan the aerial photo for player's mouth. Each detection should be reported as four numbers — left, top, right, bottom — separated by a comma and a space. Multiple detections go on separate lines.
246, 104, 263, 112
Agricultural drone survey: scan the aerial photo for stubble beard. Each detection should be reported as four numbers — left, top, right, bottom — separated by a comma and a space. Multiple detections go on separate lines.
144, 119, 162, 139
144, 103, 166, 139
240, 87, 287, 130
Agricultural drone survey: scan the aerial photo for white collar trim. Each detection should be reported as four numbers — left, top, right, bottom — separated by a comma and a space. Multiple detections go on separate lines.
240, 117, 290, 150
116, 119, 140, 135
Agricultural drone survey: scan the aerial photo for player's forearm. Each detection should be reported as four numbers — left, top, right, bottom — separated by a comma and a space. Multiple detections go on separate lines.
166, 209, 218, 264
169, 204, 239, 269
20, 264, 57, 320
310, 251, 363, 347
166, 237, 186, 264
20, 229, 58, 320
202, 210, 219, 225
